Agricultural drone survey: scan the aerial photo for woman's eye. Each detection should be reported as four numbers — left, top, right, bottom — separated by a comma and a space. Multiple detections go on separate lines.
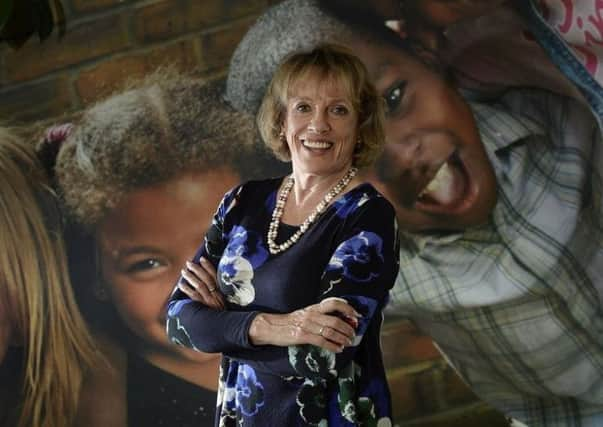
295, 103, 311, 113
331, 105, 349, 115
125, 258, 163, 274
383, 81, 407, 115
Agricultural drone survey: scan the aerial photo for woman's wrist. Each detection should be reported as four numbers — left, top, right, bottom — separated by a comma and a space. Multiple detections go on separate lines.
248, 313, 273, 346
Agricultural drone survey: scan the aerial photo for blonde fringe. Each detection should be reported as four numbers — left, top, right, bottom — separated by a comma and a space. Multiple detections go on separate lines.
0, 129, 98, 427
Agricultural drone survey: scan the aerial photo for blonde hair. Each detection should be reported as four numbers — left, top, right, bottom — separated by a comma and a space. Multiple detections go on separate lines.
256, 44, 386, 168
0, 128, 97, 427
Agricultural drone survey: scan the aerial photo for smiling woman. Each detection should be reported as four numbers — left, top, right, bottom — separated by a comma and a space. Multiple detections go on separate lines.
54, 73, 282, 427
166, 45, 400, 427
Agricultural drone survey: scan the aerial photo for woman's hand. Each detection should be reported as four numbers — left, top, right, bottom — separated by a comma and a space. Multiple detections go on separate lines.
248, 297, 361, 353
177, 257, 226, 310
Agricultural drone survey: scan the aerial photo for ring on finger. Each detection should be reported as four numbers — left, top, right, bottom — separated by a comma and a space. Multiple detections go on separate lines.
318, 326, 326, 337
208, 287, 218, 293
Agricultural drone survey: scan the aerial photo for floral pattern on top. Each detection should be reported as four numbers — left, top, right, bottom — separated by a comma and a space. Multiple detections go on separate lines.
235, 364, 265, 417
165, 310, 200, 351
218, 225, 269, 306
326, 231, 384, 283
333, 191, 372, 218
166, 180, 399, 426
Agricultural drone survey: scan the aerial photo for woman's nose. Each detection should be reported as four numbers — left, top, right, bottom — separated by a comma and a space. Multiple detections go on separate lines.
308, 112, 330, 133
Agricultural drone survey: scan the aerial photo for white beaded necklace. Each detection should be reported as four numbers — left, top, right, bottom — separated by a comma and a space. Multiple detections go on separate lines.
267, 167, 358, 255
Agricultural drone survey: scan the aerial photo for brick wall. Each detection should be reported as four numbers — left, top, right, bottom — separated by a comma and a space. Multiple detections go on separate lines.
0, 1, 508, 425
0, 0, 276, 122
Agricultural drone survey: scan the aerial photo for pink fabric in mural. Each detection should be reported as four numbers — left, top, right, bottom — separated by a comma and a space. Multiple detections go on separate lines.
538, 0, 603, 84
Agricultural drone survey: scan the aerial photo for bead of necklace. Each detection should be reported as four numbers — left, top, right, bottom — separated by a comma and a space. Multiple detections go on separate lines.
267, 167, 358, 255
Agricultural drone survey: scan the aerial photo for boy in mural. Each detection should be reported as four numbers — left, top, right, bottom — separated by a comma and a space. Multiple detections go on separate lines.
225, 1, 603, 425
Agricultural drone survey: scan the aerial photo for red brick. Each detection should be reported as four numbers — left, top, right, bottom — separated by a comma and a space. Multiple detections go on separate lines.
199, 18, 254, 71
0, 75, 74, 122
75, 55, 146, 105
386, 370, 419, 419
133, 0, 266, 44
440, 365, 479, 406
144, 38, 200, 72
75, 39, 198, 104
388, 364, 451, 420
69, 0, 123, 14
381, 318, 442, 368
3, 14, 130, 83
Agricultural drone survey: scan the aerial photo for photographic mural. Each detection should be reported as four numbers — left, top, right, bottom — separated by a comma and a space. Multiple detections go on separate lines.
1, 1, 602, 426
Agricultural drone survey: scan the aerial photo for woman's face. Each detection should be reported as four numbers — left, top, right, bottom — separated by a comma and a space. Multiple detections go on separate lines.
97, 169, 240, 362
282, 74, 358, 177
353, 39, 497, 231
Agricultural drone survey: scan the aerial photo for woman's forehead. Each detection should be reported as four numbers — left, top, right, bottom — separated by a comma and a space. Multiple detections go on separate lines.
286, 71, 355, 102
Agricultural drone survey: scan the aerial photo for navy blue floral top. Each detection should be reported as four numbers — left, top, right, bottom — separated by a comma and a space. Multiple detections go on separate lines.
166, 178, 399, 426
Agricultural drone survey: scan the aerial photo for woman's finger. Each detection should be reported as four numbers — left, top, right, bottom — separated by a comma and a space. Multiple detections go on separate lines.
210, 289, 226, 310
318, 297, 361, 318
183, 261, 226, 310
181, 268, 212, 299
186, 260, 217, 289
309, 320, 353, 347
188, 260, 225, 310
199, 257, 218, 281
179, 269, 225, 310
303, 332, 345, 353
290, 324, 344, 353
313, 313, 356, 343
178, 281, 203, 302
295, 309, 356, 344
178, 280, 223, 310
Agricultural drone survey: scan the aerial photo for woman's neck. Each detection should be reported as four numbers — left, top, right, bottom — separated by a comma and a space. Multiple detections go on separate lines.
289, 166, 352, 206
281, 165, 360, 225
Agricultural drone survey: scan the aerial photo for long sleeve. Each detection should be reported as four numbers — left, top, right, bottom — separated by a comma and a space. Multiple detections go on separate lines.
166, 185, 261, 354
288, 195, 400, 380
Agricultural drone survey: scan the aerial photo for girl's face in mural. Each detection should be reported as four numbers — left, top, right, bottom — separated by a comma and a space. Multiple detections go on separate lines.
353, 39, 497, 231
97, 169, 240, 363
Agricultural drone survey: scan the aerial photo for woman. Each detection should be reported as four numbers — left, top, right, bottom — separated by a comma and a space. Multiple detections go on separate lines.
167, 45, 400, 426
55, 75, 283, 427
0, 127, 97, 427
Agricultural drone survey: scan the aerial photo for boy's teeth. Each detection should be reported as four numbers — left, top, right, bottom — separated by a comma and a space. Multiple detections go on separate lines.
419, 162, 453, 197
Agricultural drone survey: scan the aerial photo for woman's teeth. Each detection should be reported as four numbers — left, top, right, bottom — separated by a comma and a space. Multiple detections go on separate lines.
302, 140, 332, 149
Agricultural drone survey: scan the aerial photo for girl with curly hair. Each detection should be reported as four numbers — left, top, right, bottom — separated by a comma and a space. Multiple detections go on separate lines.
55, 74, 284, 427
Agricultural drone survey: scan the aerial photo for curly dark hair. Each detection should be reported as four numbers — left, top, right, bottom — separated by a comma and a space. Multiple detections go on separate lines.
56, 73, 279, 228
